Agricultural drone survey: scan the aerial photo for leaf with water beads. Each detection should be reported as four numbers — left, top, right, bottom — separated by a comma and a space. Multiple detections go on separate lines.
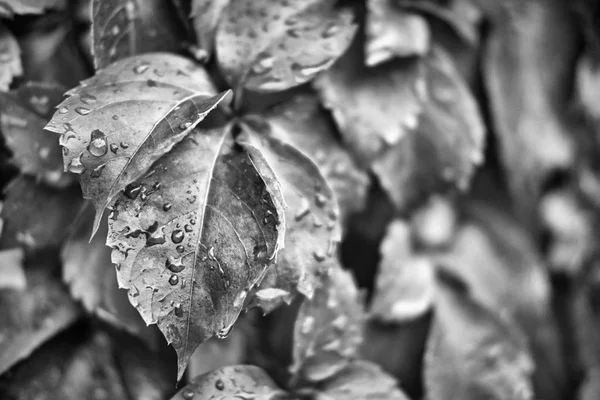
92, 0, 188, 70
237, 119, 342, 306
0, 82, 74, 188
190, 0, 231, 61
107, 126, 285, 381
45, 53, 231, 237
215, 0, 357, 93
0, 23, 22, 91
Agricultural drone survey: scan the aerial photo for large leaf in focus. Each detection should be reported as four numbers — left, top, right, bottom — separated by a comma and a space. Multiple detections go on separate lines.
107, 126, 285, 380
92, 0, 188, 70
0, 23, 21, 91
0, 257, 80, 375
373, 46, 485, 210
0, 0, 65, 16
171, 365, 289, 400
291, 264, 365, 383
370, 220, 436, 322
45, 53, 230, 235
263, 94, 369, 220
215, 0, 357, 92
424, 278, 535, 400
191, 0, 230, 60
0, 176, 84, 250
314, 36, 425, 166
238, 120, 341, 303
365, 0, 430, 67
0, 82, 74, 188
62, 202, 146, 334
482, 0, 578, 222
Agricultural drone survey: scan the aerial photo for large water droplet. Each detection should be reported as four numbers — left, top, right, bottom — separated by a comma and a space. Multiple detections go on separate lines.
75, 106, 91, 115
91, 163, 106, 178
171, 229, 184, 244
80, 93, 97, 104
146, 229, 166, 247
217, 324, 233, 339
184, 224, 192, 233
168, 274, 179, 286
124, 184, 142, 200
252, 53, 274, 75
134, 63, 150, 74
176, 245, 185, 253
215, 379, 225, 391
67, 154, 85, 174
58, 106, 68, 114
88, 129, 108, 157
295, 197, 310, 221
181, 388, 195, 399
163, 203, 172, 211
109, 143, 118, 153
166, 256, 185, 273
179, 120, 192, 130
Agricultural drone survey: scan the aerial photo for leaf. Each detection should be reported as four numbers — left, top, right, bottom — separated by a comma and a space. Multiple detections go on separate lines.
372, 46, 485, 211
0, 82, 75, 188
62, 202, 146, 334
0, 176, 84, 250
215, 0, 357, 92
291, 263, 365, 383
171, 365, 290, 400
576, 53, 600, 122
370, 220, 436, 322
0, 23, 22, 91
0, 256, 80, 375
424, 277, 535, 400
410, 195, 458, 249
0, 248, 25, 290
482, 0, 578, 222
92, 0, 189, 69
238, 120, 342, 302
0, 0, 65, 17
365, 0, 430, 67
188, 327, 247, 377
190, 0, 230, 60
106, 126, 285, 381
44, 53, 231, 236
313, 35, 426, 166
262, 94, 370, 220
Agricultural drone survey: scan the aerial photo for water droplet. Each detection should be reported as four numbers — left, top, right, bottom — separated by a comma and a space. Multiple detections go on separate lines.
190, 219, 196, 225
295, 197, 311, 221
291, 59, 332, 79
315, 193, 327, 208
215, 379, 225, 390
153, 181, 161, 190
287, 28, 301, 38
75, 106, 91, 115
166, 256, 185, 273
139, 188, 149, 201
217, 324, 233, 339
91, 163, 106, 178
184, 224, 192, 233
313, 250, 326, 262
328, 209, 339, 221
322, 23, 340, 38
58, 106, 68, 114
67, 154, 84, 174
62, 146, 69, 156
80, 92, 97, 104
171, 229, 184, 244
109, 143, 118, 153
163, 203, 172, 211
179, 120, 192, 130
181, 388, 195, 399
112, 115, 119, 120
284, 16, 298, 26
120, 141, 129, 149
252, 53, 274, 75
176, 245, 185, 253
88, 129, 108, 157
124, 184, 142, 200
134, 63, 150, 74
174, 303, 184, 317
313, 216, 323, 228
168, 274, 179, 286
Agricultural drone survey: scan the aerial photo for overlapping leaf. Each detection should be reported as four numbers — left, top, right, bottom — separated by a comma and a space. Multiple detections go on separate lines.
0, 0, 65, 17
45, 53, 231, 235
215, 0, 357, 92
365, 0, 430, 67
424, 278, 535, 400
370, 220, 436, 322
107, 126, 285, 380
238, 120, 342, 303
92, 0, 188, 69
0, 82, 74, 187
191, 0, 231, 60
0, 23, 22, 91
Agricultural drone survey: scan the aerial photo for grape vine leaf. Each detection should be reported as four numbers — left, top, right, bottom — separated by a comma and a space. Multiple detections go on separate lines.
365, 0, 430, 67
62, 202, 146, 334
0, 0, 65, 17
370, 220, 436, 323
0, 248, 25, 290
424, 275, 535, 400
0, 23, 22, 91
237, 119, 342, 303
107, 126, 286, 381
92, 0, 188, 70
262, 94, 369, 220
171, 365, 289, 400
0, 82, 75, 188
44, 53, 231, 236
190, 0, 230, 60
215, 0, 357, 92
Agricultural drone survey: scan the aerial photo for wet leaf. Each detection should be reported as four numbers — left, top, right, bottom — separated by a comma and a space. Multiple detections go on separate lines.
0, 257, 80, 375
370, 220, 436, 322
0, 176, 84, 250
171, 365, 290, 400
482, 0, 578, 222
238, 120, 341, 302
44, 53, 231, 236
576, 53, 600, 122
263, 94, 370, 220
188, 327, 247, 378
372, 46, 485, 211
0, 23, 22, 91
313, 36, 426, 166
291, 264, 365, 383
215, 0, 357, 92
92, 0, 188, 69
191, 0, 230, 60
0, 82, 74, 188
61, 202, 146, 334
0, 0, 65, 17
0, 248, 25, 290
365, 0, 430, 67
107, 126, 285, 381
424, 277, 535, 400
